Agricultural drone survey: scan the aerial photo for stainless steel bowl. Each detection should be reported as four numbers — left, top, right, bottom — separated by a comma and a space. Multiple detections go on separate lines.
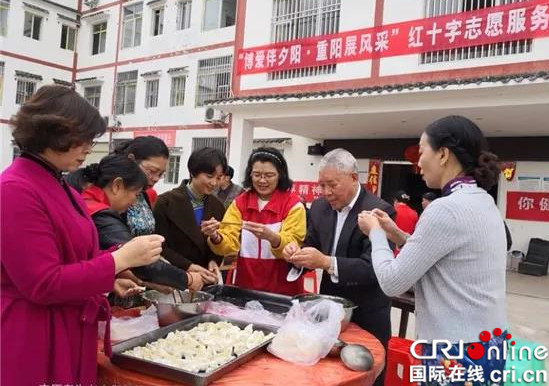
141, 290, 214, 326
292, 293, 357, 332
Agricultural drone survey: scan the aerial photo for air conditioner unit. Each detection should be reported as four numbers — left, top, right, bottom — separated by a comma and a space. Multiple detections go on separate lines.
84, 0, 99, 8
205, 107, 225, 123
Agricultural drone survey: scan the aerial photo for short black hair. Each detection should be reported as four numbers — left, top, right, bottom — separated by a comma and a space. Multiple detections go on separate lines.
393, 190, 411, 204
224, 165, 234, 179
187, 147, 227, 177
422, 192, 438, 202
243, 147, 292, 191
113, 136, 169, 161
425, 115, 500, 190
11, 85, 106, 153
81, 154, 147, 190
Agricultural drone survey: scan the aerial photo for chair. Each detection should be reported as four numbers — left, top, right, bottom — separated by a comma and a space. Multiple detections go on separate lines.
518, 238, 549, 276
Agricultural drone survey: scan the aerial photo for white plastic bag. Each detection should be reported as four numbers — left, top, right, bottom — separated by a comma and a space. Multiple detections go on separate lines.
205, 300, 285, 327
268, 299, 344, 365
99, 305, 159, 342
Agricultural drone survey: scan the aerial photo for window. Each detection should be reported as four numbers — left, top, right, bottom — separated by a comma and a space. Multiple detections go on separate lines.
145, 79, 159, 108
176, 0, 192, 30
151, 7, 164, 36
122, 2, 142, 48
192, 137, 227, 154
421, 0, 532, 64
170, 76, 186, 106
196, 55, 231, 106
23, 12, 42, 40
115, 70, 137, 114
165, 155, 181, 184
60, 25, 76, 50
270, 0, 341, 80
203, 0, 235, 31
15, 79, 36, 104
92, 22, 107, 55
84, 85, 101, 109
0, 1, 9, 36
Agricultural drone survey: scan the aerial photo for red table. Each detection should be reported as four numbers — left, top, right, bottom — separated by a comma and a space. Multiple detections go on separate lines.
97, 323, 385, 386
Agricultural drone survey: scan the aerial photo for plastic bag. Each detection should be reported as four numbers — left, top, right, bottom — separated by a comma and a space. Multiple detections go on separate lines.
268, 299, 344, 365
205, 300, 285, 327
99, 305, 159, 342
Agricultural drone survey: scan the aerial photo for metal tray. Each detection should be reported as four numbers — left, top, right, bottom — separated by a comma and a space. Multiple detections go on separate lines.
203, 285, 293, 314
110, 314, 277, 386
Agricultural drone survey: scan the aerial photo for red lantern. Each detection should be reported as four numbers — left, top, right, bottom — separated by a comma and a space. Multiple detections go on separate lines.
404, 145, 421, 174
404, 145, 420, 164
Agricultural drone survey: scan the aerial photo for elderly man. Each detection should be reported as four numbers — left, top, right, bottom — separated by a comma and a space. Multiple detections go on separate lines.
283, 148, 395, 348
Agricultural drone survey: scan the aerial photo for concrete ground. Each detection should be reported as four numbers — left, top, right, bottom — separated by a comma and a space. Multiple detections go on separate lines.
390, 271, 549, 366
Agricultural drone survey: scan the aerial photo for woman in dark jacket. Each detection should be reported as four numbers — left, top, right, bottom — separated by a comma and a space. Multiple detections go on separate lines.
80, 154, 203, 291
154, 147, 226, 285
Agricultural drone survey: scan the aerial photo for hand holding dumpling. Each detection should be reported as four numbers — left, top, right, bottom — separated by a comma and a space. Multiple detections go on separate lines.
357, 211, 381, 236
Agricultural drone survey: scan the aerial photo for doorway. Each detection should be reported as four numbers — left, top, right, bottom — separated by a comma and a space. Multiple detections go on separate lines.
381, 162, 437, 214
381, 162, 498, 214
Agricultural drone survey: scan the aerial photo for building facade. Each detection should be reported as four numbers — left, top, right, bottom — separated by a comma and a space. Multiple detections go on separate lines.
1, 0, 548, 256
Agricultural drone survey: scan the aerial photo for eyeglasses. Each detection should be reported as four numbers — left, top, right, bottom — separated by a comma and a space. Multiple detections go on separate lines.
140, 162, 165, 179
251, 172, 278, 181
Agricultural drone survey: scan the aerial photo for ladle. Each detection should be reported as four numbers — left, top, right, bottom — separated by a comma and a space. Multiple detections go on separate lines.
329, 339, 374, 372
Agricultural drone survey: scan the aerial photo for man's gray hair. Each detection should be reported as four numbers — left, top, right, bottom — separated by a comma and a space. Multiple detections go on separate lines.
319, 148, 358, 174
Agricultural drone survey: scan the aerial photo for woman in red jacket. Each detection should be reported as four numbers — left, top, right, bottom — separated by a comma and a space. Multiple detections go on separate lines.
393, 190, 419, 235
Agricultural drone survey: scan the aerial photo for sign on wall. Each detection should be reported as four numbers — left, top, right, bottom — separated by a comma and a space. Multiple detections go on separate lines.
506, 191, 549, 222
134, 130, 176, 148
237, 0, 549, 75
291, 181, 323, 203
517, 176, 542, 191
366, 160, 381, 196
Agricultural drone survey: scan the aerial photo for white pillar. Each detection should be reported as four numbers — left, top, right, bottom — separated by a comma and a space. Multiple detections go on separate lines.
1, 124, 14, 171
228, 114, 254, 184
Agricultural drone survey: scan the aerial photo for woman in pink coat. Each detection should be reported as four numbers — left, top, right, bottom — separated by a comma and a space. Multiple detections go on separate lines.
0, 85, 164, 386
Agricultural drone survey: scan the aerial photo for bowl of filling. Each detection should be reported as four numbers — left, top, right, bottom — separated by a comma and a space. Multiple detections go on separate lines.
142, 290, 214, 326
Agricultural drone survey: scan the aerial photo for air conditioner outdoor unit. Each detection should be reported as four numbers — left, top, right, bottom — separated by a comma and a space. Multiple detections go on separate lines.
205, 107, 225, 123
84, 0, 99, 8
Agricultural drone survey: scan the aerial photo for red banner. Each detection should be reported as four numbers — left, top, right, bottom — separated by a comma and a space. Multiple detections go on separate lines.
506, 191, 549, 222
291, 181, 323, 203
134, 130, 176, 147
366, 160, 381, 196
237, 0, 549, 75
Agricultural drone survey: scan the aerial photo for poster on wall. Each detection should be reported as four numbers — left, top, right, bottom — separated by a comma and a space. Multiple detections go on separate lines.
517, 176, 542, 192
506, 191, 549, 222
544, 177, 549, 192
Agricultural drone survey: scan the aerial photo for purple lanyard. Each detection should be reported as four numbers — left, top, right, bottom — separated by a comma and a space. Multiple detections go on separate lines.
441, 176, 477, 197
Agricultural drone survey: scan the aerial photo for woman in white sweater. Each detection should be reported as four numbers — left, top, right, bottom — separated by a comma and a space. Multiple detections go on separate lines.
358, 115, 507, 386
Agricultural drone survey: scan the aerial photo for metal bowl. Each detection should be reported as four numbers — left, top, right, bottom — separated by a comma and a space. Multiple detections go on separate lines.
292, 293, 357, 332
141, 290, 214, 326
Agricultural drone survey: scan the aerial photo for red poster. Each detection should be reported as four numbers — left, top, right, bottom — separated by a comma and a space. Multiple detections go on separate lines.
134, 130, 176, 147
237, 0, 549, 75
366, 160, 381, 196
291, 181, 323, 203
506, 191, 549, 222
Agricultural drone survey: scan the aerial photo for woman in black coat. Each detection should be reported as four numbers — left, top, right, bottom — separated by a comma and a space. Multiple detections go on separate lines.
80, 154, 204, 291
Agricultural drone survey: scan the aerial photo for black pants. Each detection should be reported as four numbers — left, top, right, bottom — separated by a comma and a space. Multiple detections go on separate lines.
352, 305, 391, 386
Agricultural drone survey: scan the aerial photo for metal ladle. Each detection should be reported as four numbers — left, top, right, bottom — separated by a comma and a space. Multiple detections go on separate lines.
328, 339, 374, 372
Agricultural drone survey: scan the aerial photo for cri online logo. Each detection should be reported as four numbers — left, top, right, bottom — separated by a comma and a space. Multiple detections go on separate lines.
410, 328, 548, 361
